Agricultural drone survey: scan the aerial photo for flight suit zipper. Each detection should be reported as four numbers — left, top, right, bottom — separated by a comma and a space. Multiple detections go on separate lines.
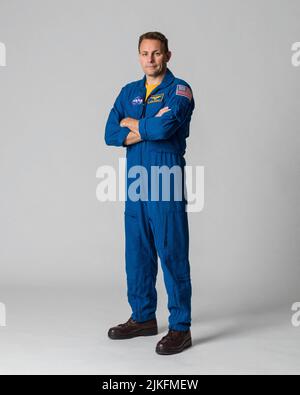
140, 84, 162, 119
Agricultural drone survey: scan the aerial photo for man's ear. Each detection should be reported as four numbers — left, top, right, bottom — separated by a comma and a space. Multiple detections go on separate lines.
166, 51, 172, 62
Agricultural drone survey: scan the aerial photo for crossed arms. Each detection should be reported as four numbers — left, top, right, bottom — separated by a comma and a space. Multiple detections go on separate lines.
104, 85, 193, 147
120, 107, 171, 146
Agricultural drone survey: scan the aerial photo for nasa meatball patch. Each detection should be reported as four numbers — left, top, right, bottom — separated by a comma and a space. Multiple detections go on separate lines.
176, 84, 192, 101
132, 96, 143, 105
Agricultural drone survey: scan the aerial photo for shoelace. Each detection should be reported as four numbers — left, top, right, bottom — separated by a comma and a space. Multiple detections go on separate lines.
119, 318, 136, 328
161, 330, 178, 341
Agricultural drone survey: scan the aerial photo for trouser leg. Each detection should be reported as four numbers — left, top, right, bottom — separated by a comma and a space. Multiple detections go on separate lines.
148, 207, 192, 331
124, 203, 158, 322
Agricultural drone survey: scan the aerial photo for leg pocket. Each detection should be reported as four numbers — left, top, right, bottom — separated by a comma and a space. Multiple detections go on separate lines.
124, 210, 141, 251
166, 210, 189, 256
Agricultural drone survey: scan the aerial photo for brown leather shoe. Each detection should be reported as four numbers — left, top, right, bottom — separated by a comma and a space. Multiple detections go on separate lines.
155, 329, 192, 355
108, 317, 158, 339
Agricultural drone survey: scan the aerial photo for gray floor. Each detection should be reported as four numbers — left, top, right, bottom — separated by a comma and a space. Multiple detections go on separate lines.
0, 284, 299, 375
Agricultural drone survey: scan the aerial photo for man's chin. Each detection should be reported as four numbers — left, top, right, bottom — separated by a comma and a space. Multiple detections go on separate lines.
146, 71, 157, 77
144, 67, 164, 77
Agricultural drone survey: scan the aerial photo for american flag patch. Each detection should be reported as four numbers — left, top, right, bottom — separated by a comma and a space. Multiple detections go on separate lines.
176, 84, 192, 101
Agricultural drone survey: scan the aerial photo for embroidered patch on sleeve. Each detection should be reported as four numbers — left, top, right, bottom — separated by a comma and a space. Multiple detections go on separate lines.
176, 84, 192, 101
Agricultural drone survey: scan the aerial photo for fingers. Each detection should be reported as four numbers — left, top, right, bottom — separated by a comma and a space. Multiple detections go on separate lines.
155, 106, 171, 117
157, 107, 170, 116
120, 117, 131, 127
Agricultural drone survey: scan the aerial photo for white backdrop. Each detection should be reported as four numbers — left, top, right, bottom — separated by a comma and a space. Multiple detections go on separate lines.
0, 0, 299, 374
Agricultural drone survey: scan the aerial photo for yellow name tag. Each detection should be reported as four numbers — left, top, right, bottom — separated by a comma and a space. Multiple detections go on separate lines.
147, 93, 164, 104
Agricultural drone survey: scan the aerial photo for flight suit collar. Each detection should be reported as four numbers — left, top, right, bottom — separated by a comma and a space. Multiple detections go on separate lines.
138, 67, 175, 93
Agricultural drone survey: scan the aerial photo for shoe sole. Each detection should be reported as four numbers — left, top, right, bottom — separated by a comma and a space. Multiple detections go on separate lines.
108, 327, 158, 340
155, 337, 192, 355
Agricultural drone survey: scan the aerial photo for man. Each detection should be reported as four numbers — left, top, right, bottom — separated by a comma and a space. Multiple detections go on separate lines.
104, 32, 195, 355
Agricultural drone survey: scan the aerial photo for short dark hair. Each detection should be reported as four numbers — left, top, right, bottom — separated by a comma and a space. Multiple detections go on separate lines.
138, 32, 169, 54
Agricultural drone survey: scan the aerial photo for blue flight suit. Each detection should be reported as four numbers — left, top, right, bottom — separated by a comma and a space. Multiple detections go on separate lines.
105, 67, 195, 331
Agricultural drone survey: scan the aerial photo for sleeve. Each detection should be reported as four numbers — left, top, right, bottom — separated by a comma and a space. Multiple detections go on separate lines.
104, 87, 131, 147
138, 83, 194, 141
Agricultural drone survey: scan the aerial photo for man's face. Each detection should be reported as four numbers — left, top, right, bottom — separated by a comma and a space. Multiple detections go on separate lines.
139, 39, 171, 78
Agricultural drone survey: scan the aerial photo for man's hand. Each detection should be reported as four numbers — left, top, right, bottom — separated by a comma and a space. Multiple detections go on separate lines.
120, 117, 141, 145
120, 117, 139, 134
155, 106, 171, 117
123, 130, 142, 146
120, 107, 171, 146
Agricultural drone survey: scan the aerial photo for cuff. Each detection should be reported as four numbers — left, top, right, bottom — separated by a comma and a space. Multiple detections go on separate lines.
138, 118, 148, 140
119, 127, 131, 146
